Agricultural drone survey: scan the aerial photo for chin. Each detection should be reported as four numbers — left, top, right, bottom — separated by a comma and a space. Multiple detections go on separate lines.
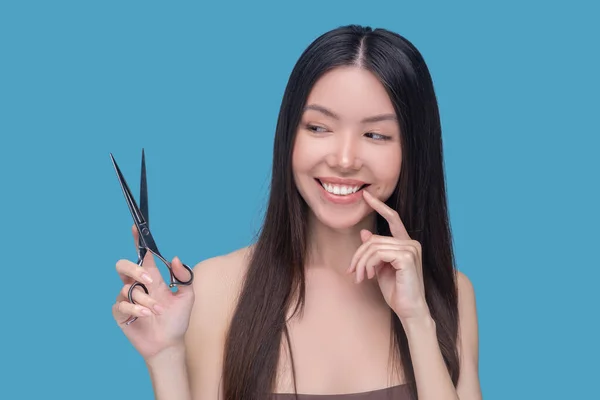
310, 204, 370, 231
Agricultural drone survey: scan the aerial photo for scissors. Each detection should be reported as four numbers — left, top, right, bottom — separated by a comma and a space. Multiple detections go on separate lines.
110, 149, 194, 325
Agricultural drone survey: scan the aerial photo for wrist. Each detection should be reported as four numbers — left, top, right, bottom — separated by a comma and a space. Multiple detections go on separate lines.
145, 343, 187, 369
400, 313, 436, 337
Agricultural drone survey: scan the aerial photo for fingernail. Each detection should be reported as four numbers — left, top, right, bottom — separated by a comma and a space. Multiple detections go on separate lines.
153, 304, 164, 314
140, 307, 152, 316
141, 273, 153, 284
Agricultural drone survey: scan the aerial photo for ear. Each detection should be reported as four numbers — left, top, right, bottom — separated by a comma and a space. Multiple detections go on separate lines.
360, 229, 373, 242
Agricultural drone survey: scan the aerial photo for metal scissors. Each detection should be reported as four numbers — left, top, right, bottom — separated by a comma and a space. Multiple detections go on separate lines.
110, 149, 194, 325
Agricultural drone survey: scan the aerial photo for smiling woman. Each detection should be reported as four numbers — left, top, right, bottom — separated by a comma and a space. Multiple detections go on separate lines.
111, 24, 482, 400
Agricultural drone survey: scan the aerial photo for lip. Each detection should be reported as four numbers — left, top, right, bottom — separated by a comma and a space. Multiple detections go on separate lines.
315, 176, 368, 186
315, 178, 368, 205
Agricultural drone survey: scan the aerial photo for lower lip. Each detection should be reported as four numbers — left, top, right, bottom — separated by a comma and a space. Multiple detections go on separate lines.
316, 180, 365, 205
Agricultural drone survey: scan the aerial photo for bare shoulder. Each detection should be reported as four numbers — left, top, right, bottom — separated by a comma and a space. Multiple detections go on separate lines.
188, 244, 253, 333
456, 270, 477, 349
457, 271, 476, 304
455, 270, 482, 399
191, 245, 253, 313
184, 245, 253, 399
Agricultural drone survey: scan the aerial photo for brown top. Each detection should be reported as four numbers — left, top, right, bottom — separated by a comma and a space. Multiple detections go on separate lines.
272, 384, 410, 400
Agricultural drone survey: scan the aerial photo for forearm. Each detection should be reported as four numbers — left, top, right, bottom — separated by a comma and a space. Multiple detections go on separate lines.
403, 316, 459, 400
145, 345, 192, 400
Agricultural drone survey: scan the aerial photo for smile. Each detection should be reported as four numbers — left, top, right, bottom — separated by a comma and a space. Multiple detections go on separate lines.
320, 182, 361, 196
315, 178, 370, 203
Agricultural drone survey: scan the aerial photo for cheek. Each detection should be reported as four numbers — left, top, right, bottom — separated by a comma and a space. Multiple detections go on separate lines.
291, 135, 315, 196
369, 147, 402, 193
386, 154, 402, 184
292, 135, 323, 201
292, 134, 321, 175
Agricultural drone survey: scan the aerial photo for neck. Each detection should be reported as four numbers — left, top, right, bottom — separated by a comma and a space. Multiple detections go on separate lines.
305, 211, 376, 275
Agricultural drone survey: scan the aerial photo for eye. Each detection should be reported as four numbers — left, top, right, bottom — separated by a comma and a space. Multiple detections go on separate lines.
364, 132, 392, 141
306, 124, 328, 134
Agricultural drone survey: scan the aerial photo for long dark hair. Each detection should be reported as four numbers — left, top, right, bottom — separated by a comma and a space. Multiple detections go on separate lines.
222, 24, 459, 400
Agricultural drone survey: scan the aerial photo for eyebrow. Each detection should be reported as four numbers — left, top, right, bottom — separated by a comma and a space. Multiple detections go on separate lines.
303, 104, 398, 123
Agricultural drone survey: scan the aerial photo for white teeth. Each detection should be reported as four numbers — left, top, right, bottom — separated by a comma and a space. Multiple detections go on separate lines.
321, 182, 361, 196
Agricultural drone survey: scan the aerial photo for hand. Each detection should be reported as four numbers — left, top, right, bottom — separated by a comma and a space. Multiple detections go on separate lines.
348, 190, 430, 322
112, 225, 195, 361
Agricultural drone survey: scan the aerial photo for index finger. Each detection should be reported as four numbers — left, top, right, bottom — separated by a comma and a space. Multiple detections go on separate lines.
362, 190, 410, 239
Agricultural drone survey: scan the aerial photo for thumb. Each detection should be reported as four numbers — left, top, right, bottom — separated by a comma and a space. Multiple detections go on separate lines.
360, 229, 373, 242
172, 256, 195, 295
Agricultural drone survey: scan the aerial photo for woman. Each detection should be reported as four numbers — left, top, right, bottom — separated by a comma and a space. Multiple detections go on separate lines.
112, 25, 482, 400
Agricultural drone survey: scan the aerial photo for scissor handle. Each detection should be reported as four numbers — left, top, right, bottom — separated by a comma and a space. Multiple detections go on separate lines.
150, 251, 194, 288
124, 258, 150, 325
124, 254, 193, 326
127, 281, 149, 304
168, 262, 194, 287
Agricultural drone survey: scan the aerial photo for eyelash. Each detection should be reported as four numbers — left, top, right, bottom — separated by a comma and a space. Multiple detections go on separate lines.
306, 124, 328, 134
305, 124, 392, 141
364, 132, 392, 141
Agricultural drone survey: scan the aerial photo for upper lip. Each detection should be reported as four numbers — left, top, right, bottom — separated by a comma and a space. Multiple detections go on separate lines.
316, 177, 369, 186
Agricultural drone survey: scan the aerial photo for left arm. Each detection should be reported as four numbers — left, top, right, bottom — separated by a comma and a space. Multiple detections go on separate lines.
403, 272, 482, 400
349, 190, 482, 400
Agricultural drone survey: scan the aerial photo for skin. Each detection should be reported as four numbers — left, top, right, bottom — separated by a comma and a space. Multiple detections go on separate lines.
112, 66, 482, 400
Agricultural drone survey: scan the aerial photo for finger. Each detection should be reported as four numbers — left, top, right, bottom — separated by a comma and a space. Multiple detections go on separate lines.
364, 248, 415, 279
348, 230, 373, 274
370, 250, 400, 272
362, 190, 410, 239
360, 229, 372, 242
112, 301, 131, 324
371, 250, 401, 281
355, 244, 401, 283
113, 300, 152, 323
360, 241, 419, 265
375, 248, 417, 272
356, 245, 417, 283
364, 252, 388, 280
120, 284, 164, 315
171, 257, 195, 296
348, 232, 401, 273
116, 259, 155, 286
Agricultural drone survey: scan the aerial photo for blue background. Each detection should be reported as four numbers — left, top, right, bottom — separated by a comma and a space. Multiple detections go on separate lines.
1, 1, 598, 399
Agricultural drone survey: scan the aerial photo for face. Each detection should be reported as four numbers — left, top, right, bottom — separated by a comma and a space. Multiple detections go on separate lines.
292, 66, 402, 231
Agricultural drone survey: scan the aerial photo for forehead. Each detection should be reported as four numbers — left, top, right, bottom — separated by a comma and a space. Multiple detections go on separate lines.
304, 66, 396, 120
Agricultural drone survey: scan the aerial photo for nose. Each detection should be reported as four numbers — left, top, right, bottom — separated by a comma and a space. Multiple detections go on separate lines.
325, 132, 362, 171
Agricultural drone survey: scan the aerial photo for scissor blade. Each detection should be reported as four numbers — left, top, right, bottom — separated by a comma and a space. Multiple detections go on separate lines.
140, 149, 149, 228
110, 153, 147, 227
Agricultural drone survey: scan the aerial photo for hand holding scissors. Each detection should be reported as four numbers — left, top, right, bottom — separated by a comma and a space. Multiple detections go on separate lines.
110, 150, 195, 359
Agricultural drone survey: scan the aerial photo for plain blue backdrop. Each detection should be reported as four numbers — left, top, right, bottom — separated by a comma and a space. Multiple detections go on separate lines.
1, 1, 598, 399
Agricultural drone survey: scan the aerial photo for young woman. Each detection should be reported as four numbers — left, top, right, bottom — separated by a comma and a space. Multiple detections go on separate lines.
112, 25, 482, 400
